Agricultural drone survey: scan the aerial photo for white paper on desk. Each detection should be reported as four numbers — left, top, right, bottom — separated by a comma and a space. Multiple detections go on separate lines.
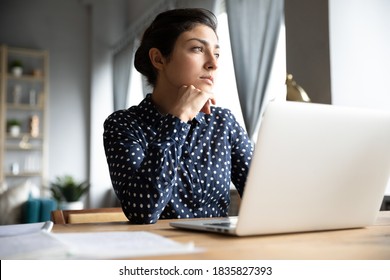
0, 221, 53, 237
0, 230, 69, 259
52, 231, 196, 259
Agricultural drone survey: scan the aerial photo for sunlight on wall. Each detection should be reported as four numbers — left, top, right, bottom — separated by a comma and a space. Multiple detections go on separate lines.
329, 0, 390, 195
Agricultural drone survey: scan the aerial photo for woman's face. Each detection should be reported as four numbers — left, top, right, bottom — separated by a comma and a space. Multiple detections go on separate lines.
161, 24, 220, 92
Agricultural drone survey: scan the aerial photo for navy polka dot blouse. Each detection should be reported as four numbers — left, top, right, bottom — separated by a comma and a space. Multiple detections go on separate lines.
103, 94, 253, 224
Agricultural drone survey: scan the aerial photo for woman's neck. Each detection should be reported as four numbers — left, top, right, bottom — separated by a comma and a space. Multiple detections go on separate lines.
151, 83, 177, 116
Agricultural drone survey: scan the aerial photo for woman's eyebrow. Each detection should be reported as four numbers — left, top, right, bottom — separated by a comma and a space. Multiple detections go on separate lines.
187, 38, 220, 49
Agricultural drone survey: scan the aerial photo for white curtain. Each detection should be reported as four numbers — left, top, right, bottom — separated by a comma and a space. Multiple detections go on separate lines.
113, 42, 134, 110
226, 0, 284, 138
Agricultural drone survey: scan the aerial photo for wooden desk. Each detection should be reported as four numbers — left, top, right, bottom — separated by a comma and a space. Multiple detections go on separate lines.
52, 211, 390, 260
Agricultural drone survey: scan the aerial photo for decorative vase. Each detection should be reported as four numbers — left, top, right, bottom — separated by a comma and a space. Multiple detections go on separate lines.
12, 66, 23, 77
9, 125, 21, 137
59, 201, 84, 210
13, 85, 22, 104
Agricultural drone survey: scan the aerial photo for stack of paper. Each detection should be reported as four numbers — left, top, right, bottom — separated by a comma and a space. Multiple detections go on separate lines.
0, 222, 68, 259
53, 231, 195, 259
0, 222, 197, 259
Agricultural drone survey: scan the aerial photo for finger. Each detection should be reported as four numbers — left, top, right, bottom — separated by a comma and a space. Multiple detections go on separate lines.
200, 99, 211, 114
178, 85, 189, 95
199, 91, 216, 115
209, 96, 216, 105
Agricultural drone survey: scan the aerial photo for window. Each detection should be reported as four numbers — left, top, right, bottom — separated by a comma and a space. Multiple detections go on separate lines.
126, 55, 144, 108
215, 11, 287, 139
214, 12, 246, 130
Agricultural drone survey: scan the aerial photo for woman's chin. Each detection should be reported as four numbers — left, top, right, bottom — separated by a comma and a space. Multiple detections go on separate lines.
194, 84, 214, 93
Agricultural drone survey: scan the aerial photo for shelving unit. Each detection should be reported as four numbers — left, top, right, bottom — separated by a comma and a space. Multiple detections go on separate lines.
0, 45, 48, 194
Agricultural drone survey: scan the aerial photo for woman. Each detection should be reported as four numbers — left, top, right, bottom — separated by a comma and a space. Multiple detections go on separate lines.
103, 8, 253, 224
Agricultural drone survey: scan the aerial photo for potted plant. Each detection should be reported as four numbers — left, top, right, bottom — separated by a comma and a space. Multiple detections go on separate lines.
50, 175, 90, 210
7, 119, 22, 137
9, 60, 23, 76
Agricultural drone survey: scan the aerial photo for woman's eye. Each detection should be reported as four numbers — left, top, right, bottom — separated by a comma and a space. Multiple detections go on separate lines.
192, 46, 203, 52
214, 53, 220, 59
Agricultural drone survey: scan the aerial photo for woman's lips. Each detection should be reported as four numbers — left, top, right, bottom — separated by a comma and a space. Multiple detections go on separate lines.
200, 76, 214, 85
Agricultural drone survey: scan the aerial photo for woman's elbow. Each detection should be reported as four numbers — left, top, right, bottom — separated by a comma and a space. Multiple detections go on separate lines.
122, 207, 160, 224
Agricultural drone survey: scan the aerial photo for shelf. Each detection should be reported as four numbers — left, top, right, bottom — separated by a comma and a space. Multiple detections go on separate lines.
5, 172, 42, 178
7, 74, 44, 82
6, 103, 44, 111
6, 133, 43, 140
7, 46, 47, 57
5, 145, 43, 151
0, 45, 48, 187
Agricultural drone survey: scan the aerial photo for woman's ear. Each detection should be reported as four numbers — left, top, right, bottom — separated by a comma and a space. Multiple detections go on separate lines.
149, 48, 165, 70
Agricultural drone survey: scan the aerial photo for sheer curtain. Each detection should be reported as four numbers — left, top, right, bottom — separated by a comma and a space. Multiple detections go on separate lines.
113, 43, 134, 110
226, 0, 284, 138
112, 0, 176, 109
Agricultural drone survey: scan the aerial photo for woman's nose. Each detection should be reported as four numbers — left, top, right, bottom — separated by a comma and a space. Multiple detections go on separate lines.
205, 53, 218, 70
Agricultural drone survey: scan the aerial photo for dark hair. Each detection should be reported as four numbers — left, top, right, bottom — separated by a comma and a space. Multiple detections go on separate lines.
134, 8, 218, 87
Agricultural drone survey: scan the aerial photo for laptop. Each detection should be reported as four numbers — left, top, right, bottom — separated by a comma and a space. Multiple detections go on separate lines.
170, 100, 390, 236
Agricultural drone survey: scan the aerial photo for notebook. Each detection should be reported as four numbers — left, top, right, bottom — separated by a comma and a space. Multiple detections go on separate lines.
170, 101, 390, 236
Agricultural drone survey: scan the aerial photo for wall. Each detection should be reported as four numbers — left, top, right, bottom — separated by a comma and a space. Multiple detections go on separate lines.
0, 0, 129, 206
285, 0, 332, 104
329, 0, 390, 110
88, 0, 128, 207
329, 0, 390, 195
0, 0, 90, 185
